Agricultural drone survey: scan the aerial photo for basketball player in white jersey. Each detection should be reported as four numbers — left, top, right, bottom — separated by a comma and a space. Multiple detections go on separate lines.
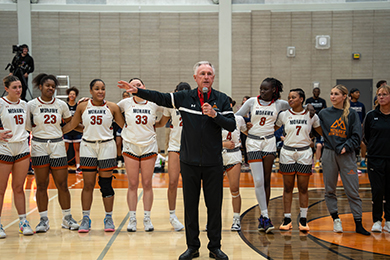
0, 76, 34, 238
236, 77, 289, 233
155, 82, 191, 231
62, 79, 125, 233
222, 97, 247, 231
117, 78, 160, 232
27, 73, 79, 233
275, 88, 322, 232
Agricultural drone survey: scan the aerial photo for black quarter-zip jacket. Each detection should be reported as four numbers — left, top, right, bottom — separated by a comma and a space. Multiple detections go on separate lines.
363, 106, 390, 159
136, 88, 236, 166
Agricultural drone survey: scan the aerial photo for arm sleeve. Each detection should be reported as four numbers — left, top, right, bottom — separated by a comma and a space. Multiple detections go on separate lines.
237, 116, 247, 132
235, 97, 254, 117
214, 95, 236, 132
61, 101, 72, 119
343, 111, 362, 153
135, 88, 176, 109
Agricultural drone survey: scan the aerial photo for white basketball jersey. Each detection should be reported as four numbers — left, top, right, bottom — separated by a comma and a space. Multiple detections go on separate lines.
81, 100, 114, 141
0, 97, 29, 142
118, 97, 159, 147
248, 98, 289, 137
163, 107, 183, 146
276, 109, 320, 147
27, 97, 71, 138
222, 115, 247, 148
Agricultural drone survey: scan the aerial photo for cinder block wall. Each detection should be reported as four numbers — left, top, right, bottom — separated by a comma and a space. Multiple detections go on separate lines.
1, 9, 389, 151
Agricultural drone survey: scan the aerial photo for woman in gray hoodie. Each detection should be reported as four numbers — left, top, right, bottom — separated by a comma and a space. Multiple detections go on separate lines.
318, 84, 369, 236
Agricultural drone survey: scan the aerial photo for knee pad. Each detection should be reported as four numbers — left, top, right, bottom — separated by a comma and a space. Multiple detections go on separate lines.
98, 176, 115, 198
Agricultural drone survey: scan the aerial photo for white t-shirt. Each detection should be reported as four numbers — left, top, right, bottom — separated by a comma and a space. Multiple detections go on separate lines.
276, 109, 320, 147
236, 97, 290, 137
0, 97, 29, 142
27, 97, 71, 138
118, 97, 159, 147
81, 100, 114, 141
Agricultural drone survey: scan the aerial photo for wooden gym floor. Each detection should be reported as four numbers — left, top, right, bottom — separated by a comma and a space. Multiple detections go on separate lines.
1, 162, 388, 260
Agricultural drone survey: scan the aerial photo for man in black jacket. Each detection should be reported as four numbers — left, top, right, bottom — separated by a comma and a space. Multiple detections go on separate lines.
9, 44, 34, 101
118, 61, 235, 260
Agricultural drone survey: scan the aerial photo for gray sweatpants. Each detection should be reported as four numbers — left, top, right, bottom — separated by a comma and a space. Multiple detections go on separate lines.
322, 148, 362, 219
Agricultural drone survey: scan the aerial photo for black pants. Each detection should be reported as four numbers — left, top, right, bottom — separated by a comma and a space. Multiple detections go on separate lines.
367, 158, 390, 222
180, 162, 224, 250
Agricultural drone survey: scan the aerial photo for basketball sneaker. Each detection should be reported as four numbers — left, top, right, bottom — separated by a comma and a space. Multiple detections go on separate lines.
258, 216, 264, 231
19, 219, 34, 236
127, 217, 137, 232
360, 160, 367, 167
104, 215, 115, 232
231, 216, 241, 231
35, 217, 50, 233
263, 217, 274, 233
0, 224, 5, 239
333, 218, 343, 233
170, 217, 184, 231
78, 216, 91, 233
299, 218, 310, 232
279, 217, 292, 231
314, 162, 321, 169
371, 221, 382, 233
384, 221, 390, 233
62, 214, 79, 230
143, 217, 154, 232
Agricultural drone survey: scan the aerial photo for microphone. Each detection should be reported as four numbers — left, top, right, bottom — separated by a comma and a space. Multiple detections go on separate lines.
202, 87, 208, 104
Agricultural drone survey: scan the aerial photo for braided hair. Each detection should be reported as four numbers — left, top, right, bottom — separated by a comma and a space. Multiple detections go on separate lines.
262, 77, 283, 102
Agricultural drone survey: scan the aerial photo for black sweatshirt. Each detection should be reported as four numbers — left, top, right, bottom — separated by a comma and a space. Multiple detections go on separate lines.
136, 88, 236, 166
363, 106, 390, 159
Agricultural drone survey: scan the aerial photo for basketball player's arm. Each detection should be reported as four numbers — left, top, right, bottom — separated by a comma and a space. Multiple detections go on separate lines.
223, 140, 235, 149
0, 131, 13, 142
314, 126, 322, 136
109, 102, 125, 129
62, 103, 84, 134
155, 115, 170, 128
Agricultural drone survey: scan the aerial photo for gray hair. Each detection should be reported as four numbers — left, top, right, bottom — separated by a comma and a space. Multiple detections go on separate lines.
193, 61, 215, 75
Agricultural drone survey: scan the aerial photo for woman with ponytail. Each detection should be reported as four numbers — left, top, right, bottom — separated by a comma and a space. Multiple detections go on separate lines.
236, 77, 289, 233
318, 84, 370, 235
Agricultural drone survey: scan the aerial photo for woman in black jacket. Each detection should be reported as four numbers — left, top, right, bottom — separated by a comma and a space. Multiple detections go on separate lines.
363, 84, 390, 233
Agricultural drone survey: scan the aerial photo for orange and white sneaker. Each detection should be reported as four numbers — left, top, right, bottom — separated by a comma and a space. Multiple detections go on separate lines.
299, 218, 310, 232
279, 217, 292, 231
314, 161, 321, 169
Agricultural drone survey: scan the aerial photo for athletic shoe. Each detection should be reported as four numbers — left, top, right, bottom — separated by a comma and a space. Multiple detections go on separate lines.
384, 221, 390, 233
263, 217, 274, 233
35, 217, 50, 233
314, 162, 321, 169
360, 160, 367, 167
258, 216, 264, 231
62, 214, 79, 230
371, 221, 382, 233
231, 216, 241, 231
127, 217, 137, 232
76, 168, 82, 174
19, 219, 34, 236
104, 215, 115, 232
170, 217, 184, 231
78, 216, 91, 233
333, 218, 343, 233
299, 218, 310, 232
0, 224, 6, 239
143, 217, 154, 232
279, 217, 292, 231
